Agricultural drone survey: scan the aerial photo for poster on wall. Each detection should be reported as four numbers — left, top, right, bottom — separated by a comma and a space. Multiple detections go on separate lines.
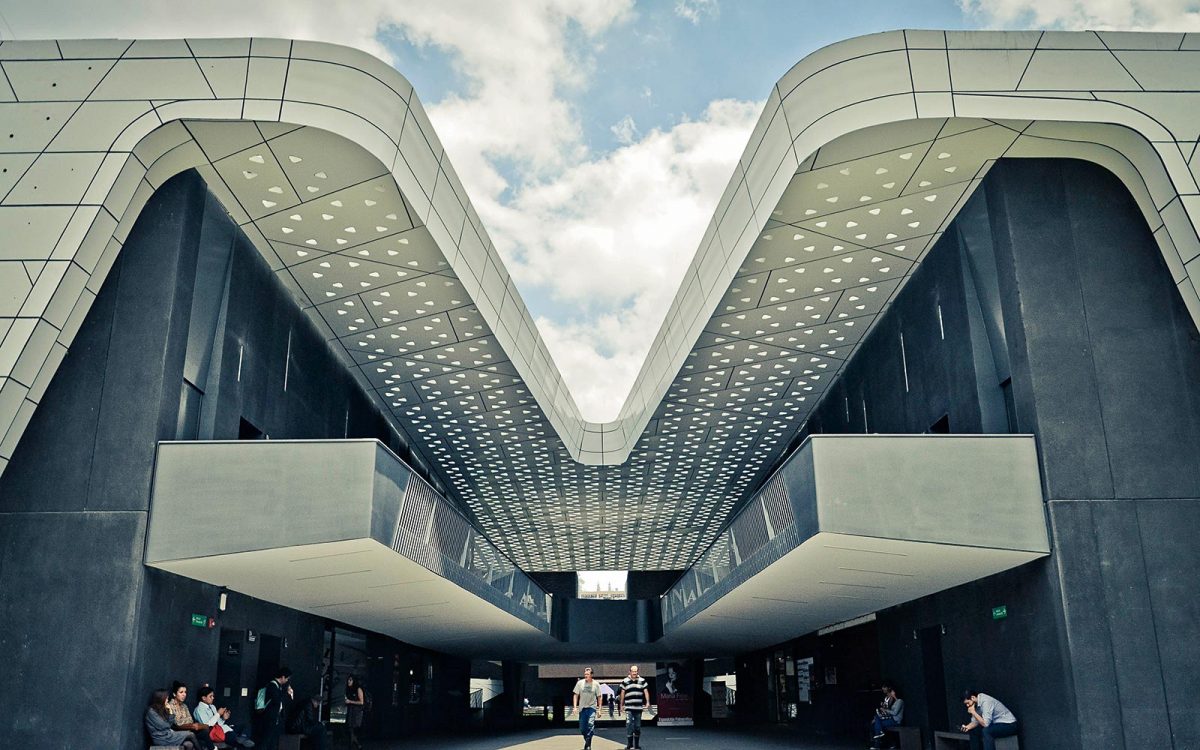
796, 657, 814, 704
656, 661, 694, 726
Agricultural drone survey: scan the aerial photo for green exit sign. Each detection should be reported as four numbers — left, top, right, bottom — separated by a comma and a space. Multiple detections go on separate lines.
992, 605, 1008, 620
191, 613, 208, 628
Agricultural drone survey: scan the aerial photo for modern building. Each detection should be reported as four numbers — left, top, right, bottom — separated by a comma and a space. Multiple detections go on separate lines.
0, 29, 1197, 750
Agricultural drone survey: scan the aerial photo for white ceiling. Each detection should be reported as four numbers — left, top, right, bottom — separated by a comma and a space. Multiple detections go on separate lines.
154, 539, 559, 659
661, 531, 1044, 654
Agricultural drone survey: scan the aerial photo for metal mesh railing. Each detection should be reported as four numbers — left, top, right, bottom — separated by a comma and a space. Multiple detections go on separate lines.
395, 472, 551, 626
661, 473, 794, 627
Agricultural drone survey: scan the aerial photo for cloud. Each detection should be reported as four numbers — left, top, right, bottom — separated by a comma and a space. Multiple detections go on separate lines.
674, 0, 720, 25
959, 0, 1200, 30
610, 115, 640, 145
489, 99, 763, 420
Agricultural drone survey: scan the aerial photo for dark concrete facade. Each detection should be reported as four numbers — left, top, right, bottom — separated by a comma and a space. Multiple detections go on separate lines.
0, 172, 469, 748
753, 159, 1200, 750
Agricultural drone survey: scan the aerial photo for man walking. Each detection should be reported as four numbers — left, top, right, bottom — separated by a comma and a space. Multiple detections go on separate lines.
619, 664, 649, 750
572, 667, 602, 750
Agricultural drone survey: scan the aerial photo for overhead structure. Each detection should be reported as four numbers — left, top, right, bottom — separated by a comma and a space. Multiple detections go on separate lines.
1, 32, 1199, 574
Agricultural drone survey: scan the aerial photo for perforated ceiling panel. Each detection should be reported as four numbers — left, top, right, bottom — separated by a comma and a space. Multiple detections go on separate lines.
180, 117, 1018, 571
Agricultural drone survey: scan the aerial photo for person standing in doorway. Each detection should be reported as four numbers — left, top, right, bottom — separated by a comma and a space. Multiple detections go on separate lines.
572, 667, 602, 750
620, 664, 649, 750
344, 674, 366, 750
257, 667, 293, 750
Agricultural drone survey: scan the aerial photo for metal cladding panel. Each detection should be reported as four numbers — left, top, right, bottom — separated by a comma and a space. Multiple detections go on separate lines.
810, 434, 1049, 553
370, 441, 411, 543
146, 439, 378, 562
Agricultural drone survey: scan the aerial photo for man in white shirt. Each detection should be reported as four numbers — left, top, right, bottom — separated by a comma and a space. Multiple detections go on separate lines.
572, 667, 602, 750
195, 685, 255, 748
960, 689, 1019, 750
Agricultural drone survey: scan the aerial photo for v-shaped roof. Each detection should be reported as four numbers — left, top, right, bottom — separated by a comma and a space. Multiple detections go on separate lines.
0, 31, 1198, 570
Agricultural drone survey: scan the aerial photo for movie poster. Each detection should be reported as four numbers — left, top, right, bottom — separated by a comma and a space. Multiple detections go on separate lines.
656, 661, 693, 726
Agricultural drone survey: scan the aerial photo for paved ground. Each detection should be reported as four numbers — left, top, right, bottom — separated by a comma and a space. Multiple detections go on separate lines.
370, 725, 862, 750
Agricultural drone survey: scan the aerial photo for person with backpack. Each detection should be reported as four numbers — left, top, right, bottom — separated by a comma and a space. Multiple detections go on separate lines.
256, 667, 293, 750
345, 674, 366, 750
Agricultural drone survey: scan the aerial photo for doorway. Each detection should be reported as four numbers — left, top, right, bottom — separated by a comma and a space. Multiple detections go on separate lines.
254, 633, 283, 696
216, 628, 246, 713
920, 625, 949, 735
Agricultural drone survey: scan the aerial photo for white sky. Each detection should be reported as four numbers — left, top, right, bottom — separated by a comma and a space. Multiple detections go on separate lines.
577, 570, 628, 592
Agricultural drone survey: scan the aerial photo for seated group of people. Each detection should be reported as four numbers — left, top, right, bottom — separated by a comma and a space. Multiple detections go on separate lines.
145, 681, 256, 749
869, 681, 1019, 750
145, 668, 330, 750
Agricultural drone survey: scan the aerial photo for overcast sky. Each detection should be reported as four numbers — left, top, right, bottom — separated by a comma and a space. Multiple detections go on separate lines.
2, 0, 1196, 419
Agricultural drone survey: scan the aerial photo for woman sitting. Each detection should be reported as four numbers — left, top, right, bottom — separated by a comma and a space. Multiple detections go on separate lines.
871, 680, 905, 748
168, 681, 217, 750
145, 689, 200, 749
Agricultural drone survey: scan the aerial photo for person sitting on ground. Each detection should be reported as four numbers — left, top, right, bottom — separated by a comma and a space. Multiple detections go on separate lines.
168, 681, 217, 750
289, 695, 331, 750
870, 680, 905, 748
146, 689, 201, 749
194, 684, 255, 747
960, 688, 1019, 750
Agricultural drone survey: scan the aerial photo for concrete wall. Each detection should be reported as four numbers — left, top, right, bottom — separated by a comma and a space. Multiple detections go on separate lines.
986, 159, 1200, 750
776, 158, 1200, 750
0, 171, 467, 748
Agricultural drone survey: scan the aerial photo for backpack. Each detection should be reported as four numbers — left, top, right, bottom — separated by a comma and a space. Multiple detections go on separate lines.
255, 687, 268, 711
363, 689, 374, 714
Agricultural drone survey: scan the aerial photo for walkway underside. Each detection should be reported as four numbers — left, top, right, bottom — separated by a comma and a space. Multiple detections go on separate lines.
147, 435, 1048, 659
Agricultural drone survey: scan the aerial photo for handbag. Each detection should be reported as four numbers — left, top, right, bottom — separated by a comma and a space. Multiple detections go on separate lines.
208, 723, 226, 742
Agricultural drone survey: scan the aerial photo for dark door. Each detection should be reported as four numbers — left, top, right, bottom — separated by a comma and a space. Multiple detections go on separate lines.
216, 628, 246, 713
920, 626, 949, 734
255, 633, 283, 695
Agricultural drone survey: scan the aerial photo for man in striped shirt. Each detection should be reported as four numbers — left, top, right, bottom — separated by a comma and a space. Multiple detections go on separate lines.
619, 664, 649, 749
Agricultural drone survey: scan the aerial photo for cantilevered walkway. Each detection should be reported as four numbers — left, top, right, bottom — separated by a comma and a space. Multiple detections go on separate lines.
146, 433, 1048, 660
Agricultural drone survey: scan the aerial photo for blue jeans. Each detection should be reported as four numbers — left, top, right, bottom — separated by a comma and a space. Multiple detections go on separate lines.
578, 706, 596, 744
970, 721, 1019, 750
873, 715, 898, 737
626, 708, 643, 745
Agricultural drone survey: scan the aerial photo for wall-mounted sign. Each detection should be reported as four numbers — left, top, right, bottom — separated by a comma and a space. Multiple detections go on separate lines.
992, 605, 1008, 620
796, 657, 814, 704
190, 614, 208, 628
247, 629, 257, 642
